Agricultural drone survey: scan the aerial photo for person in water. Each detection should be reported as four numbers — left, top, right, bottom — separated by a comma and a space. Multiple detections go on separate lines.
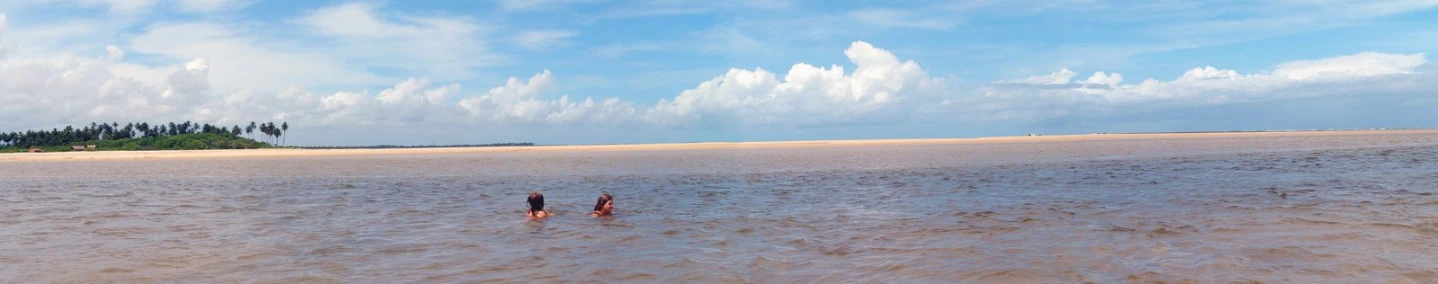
526, 192, 550, 220
592, 193, 614, 217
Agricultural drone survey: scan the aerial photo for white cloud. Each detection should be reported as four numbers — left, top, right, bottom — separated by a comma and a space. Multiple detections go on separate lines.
296, 2, 496, 81
456, 70, 639, 126
0, 14, 8, 59
513, 30, 579, 49
497, 0, 604, 11
0, 50, 190, 126
999, 68, 1077, 85
0, 13, 118, 60
971, 51, 1434, 122
1180, 66, 1241, 81
589, 0, 792, 21
591, 41, 672, 58
1271, 52, 1425, 80
377, 78, 459, 106
128, 22, 388, 92
104, 45, 124, 60
42, 2, 500, 95
187, 78, 470, 128
645, 41, 947, 127
735, 0, 795, 10
78, 0, 157, 13
174, 0, 250, 13
849, 9, 958, 30
1081, 71, 1122, 86
161, 58, 210, 99
301, 3, 476, 39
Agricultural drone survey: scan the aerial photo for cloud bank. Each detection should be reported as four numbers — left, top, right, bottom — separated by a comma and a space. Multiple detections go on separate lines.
0, 8, 1434, 144
969, 52, 1434, 124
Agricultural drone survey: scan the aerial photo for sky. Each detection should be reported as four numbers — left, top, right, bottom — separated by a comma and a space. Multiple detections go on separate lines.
1, 0, 1436, 146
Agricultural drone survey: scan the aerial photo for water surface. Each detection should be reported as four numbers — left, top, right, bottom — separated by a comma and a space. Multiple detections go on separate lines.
2, 133, 1437, 282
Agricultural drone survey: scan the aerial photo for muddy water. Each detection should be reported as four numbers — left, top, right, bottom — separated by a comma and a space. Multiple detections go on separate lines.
2, 133, 1438, 283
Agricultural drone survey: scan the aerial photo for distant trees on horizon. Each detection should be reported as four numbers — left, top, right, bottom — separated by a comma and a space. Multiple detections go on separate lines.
0, 121, 291, 149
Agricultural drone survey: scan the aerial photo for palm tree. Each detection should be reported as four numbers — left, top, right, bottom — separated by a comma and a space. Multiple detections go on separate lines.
259, 123, 271, 144
267, 122, 278, 144
247, 121, 257, 140
280, 122, 289, 146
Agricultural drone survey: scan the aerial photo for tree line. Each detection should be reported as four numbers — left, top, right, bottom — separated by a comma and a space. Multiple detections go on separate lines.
0, 121, 290, 149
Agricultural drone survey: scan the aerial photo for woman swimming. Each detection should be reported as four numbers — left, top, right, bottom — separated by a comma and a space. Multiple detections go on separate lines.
526, 192, 550, 220
592, 193, 614, 217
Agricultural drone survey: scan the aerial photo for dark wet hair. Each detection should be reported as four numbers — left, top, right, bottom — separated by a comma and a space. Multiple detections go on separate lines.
527, 192, 544, 213
593, 193, 613, 212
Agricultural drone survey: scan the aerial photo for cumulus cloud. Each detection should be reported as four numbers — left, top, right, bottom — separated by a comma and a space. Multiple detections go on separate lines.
0, 47, 199, 125
187, 78, 468, 127
646, 41, 946, 127
457, 70, 639, 126
1180, 66, 1241, 81
1081, 71, 1122, 86
160, 58, 211, 103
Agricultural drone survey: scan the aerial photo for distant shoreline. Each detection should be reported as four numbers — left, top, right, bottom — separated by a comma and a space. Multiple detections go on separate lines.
3, 129, 1437, 162
296, 143, 535, 150
1096, 127, 1434, 135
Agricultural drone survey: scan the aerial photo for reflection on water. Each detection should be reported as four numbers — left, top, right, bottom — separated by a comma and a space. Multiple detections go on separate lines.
2, 133, 1437, 282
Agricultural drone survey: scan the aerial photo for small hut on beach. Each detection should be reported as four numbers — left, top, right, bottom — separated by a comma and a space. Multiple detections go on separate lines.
70, 145, 87, 151
27, 148, 44, 153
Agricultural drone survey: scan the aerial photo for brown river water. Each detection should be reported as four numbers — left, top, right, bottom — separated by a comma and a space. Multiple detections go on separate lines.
2, 133, 1438, 283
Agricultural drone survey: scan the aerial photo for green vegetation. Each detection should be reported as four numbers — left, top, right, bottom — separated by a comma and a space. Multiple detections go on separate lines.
0, 121, 287, 152
2, 133, 273, 153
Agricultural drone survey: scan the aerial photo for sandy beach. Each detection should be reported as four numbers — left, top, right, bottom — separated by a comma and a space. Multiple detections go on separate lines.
4, 129, 1436, 162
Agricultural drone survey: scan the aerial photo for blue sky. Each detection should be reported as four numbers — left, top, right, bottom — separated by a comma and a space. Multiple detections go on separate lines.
1, 0, 1436, 145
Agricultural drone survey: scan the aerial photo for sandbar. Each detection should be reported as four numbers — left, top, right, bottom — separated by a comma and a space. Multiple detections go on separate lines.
2, 129, 1436, 162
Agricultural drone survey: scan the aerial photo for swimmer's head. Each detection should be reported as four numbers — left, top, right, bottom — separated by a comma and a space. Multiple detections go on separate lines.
593, 193, 613, 213
527, 192, 545, 212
